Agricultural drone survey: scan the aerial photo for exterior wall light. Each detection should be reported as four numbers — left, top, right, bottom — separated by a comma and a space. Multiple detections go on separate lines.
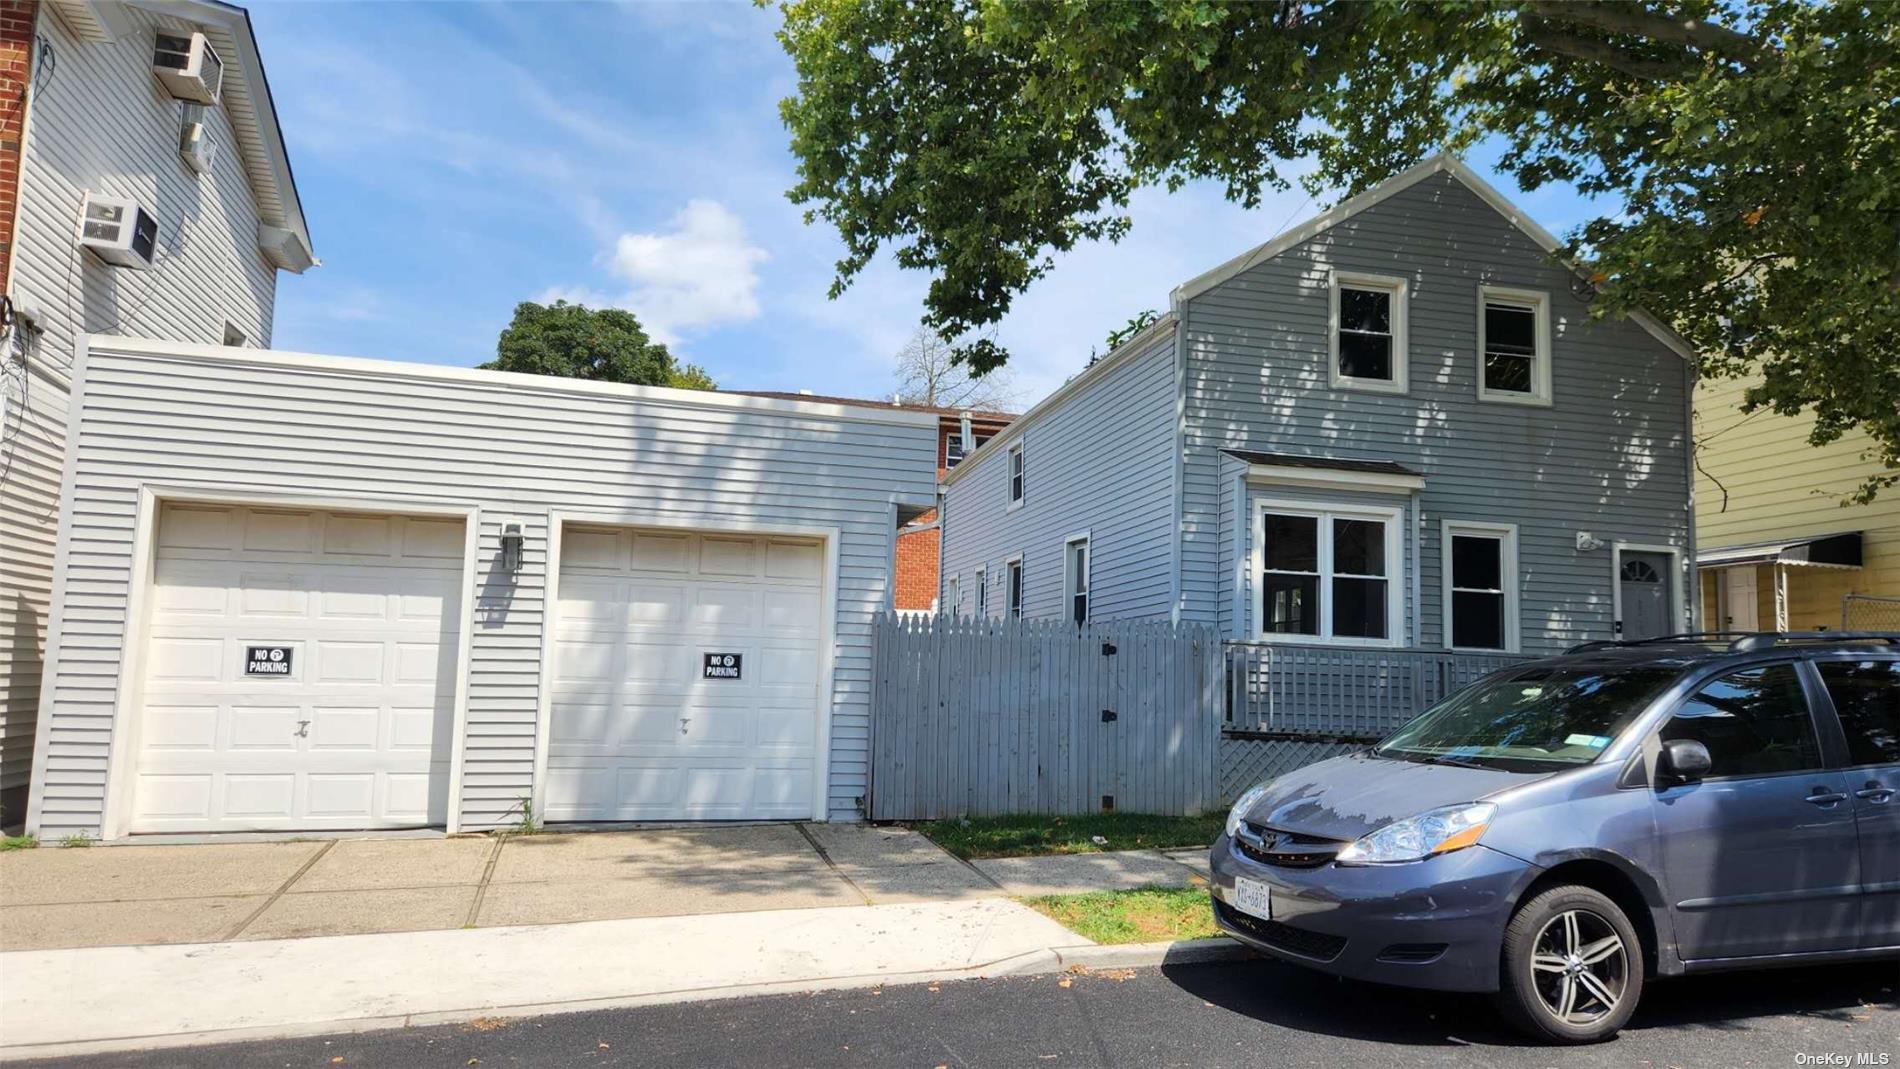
500, 520, 524, 574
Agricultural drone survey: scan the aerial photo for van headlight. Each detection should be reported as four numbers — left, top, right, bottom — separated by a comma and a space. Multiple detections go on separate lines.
1335, 803, 1496, 865
1224, 783, 1271, 840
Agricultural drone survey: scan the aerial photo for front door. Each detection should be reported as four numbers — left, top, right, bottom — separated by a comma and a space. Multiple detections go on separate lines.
1811, 656, 1900, 949
1619, 553, 1673, 641
1650, 662, 1862, 960
1721, 567, 1760, 631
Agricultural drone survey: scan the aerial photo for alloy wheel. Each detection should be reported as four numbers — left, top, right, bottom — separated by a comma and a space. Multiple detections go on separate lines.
1529, 908, 1628, 1025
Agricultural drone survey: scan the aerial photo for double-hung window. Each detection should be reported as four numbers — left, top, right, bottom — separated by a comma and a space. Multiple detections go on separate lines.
1005, 557, 1024, 619
1254, 502, 1402, 645
1064, 536, 1090, 626
1443, 522, 1519, 651
1007, 443, 1026, 508
974, 566, 988, 618
1478, 287, 1552, 404
945, 433, 991, 469
1330, 273, 1408, 393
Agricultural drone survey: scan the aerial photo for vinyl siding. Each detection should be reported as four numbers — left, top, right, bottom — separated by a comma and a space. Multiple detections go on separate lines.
29, 342, 936, 838
1182, 172, 1693, 651
0, 5, 278, 793
939, 331, 1178, 623
1695, 374, 1900, 630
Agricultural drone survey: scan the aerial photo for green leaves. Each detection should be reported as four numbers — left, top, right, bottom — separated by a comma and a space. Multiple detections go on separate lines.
481, 300, 716, 390
776, 0, 1900, 497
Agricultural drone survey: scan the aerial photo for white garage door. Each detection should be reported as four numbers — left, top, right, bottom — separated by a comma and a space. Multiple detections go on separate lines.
546, 526, 825, 821
130, 505, 466, 834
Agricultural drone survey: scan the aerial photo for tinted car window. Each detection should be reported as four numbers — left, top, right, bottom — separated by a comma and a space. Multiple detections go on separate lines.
1660, 664, 1820, 777
1816, 659, 1900, 767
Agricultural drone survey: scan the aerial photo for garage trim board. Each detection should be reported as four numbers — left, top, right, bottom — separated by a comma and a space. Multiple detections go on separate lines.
98, 486, 481, 839
530, 511, 843, 824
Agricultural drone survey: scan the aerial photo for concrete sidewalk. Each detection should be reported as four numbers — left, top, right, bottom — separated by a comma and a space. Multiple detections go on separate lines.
0, 898, 1097, 1059
0, 825, 1211, 951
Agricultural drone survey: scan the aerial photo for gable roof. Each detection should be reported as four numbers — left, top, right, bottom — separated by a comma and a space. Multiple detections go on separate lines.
49, 0, 316, 272
1173, 154, 1692, 361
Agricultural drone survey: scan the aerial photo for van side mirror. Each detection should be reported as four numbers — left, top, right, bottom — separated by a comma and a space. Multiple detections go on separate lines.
1659, 739, 1713, 784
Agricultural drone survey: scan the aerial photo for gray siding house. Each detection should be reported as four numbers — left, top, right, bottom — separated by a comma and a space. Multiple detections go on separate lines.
940, 156, 1696, 662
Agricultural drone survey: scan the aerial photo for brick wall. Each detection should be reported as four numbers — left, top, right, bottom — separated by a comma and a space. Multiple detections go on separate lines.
0, 2, 31, 291
894, 525, 940, 611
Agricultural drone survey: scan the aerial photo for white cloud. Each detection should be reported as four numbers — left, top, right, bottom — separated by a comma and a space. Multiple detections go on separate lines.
544, 200, 770, 346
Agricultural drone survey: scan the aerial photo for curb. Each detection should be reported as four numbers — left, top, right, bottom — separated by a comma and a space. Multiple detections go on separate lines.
0, 941, 1252, 1062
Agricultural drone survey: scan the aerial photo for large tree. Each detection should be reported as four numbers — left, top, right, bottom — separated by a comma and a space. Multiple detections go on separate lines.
483, 300, 716, 390
894, 326, 1019, 411
777, 1, 1900, 498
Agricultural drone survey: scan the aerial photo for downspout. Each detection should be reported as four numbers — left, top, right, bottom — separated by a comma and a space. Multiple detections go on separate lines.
1169, 302, 1187, 626
1411, 489, 1424, 649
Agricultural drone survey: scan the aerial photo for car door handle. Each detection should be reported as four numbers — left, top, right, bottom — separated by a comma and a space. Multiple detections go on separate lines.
1855, 784, 1894, 803
1804, 789, 1849, 807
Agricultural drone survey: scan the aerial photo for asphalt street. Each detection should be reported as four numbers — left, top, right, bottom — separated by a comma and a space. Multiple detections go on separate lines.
21, 957, 1897, 1069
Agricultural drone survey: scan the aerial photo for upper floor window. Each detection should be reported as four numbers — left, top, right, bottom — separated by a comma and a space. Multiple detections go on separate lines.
1478, 287, 1552, 405
1065, 535, 1090, 626
1330, 272, 1408, 393
1007, 443, 1025, 508
944, 432, 992, 469
1444, 522, 1518, 652
1006, 557, 1024, 619
1254, 501, 1403, 646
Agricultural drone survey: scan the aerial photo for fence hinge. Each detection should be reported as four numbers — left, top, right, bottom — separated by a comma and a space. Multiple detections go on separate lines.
1101, 641, 1117, 656
1100, 708, 1117, 723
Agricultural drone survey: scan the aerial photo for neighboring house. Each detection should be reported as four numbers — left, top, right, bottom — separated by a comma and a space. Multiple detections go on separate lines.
940, 155, 1698, 659
26, 339, 936, 841
0, 0, 313, 818
734, 391, 1012, 613
1694, 374, 1899, 632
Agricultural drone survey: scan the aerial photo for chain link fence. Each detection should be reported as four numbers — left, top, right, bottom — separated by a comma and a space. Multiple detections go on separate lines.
1842, 594, 1900, 631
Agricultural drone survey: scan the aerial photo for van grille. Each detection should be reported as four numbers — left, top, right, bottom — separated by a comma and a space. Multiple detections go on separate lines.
1234, 823, 1342, 869
1214, 901, 1347, 962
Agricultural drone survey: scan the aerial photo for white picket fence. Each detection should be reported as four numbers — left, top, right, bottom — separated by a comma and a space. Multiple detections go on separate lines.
868, 614, 1223, 819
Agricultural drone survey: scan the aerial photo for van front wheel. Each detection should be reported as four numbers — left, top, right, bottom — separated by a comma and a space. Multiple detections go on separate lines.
1494, 884, 1643, 1044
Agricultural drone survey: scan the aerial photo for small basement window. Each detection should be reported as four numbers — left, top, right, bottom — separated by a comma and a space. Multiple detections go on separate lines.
1330, 272, 1408, 392
1478, 287, 1551, 405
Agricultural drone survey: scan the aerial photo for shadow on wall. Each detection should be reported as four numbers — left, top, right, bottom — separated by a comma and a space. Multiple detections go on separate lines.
477, 539, 517, 630
0, 592, 42, 828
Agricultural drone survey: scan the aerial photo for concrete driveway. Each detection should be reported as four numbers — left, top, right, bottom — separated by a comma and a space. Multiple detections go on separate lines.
0, 824, 1006, 951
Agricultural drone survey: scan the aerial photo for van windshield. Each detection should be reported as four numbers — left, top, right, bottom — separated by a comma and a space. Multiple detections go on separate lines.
1375, 666, 1679, 771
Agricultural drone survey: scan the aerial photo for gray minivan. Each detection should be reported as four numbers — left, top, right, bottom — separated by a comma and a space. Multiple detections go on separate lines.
1209, 633, 1900, 1043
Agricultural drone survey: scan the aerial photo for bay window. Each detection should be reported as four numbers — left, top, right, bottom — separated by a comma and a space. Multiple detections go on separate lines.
1254, 501, 1403, 645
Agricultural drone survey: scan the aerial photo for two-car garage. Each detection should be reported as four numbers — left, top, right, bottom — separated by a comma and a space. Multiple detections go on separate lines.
26, 337, 937, 842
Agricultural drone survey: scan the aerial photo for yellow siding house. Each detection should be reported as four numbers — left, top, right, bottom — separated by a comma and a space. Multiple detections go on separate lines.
1695, 376, 1900, 632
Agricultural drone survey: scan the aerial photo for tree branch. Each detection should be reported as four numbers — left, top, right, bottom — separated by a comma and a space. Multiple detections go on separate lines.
1521, 17, 1695, 80
1527, 1, 1767, 68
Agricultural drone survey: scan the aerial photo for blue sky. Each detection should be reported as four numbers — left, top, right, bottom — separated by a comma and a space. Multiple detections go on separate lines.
255, 1, 1600, 410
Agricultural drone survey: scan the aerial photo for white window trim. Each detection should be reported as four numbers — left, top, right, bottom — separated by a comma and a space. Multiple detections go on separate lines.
1249, 498, 1405, 648
973, 565, 988, 618
1006, 442, 1026, 511
1476, 285, 1553, 406
1064, 531, 1091, 625
1329, 271, 1409, 394
1611, 541, 1686, 639
1441, 520, 1520, 653
1004, 554, 1024, 619
945, 574, 960, 618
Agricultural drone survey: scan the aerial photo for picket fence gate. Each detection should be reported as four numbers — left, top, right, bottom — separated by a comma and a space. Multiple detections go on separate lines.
867, 614, 1222, 820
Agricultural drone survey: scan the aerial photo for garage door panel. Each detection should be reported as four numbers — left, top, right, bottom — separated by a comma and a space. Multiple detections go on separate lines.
564, 527, 627, 570
130, 505, 464, 834
548, 527, 824, 822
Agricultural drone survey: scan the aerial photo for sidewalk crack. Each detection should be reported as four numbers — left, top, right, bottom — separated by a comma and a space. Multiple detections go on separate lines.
794, 823, 872, 906
223, 839, 335, 941
464, 834, 505, 928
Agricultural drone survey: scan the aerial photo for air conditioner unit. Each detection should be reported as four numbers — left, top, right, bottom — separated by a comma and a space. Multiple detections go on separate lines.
152, 31, 222, 104
78, 192, 158, 269
179, 117, 213, 174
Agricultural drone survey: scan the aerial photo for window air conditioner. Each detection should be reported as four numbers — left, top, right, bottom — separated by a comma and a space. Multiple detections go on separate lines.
78, 191, 158, 269
152, 31, 222, 104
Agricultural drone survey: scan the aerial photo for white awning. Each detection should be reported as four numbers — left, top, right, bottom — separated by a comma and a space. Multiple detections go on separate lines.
1697, 532, 1863, 570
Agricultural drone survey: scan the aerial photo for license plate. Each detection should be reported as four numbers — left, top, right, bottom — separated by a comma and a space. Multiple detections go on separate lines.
1232, 876, 1273, 921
